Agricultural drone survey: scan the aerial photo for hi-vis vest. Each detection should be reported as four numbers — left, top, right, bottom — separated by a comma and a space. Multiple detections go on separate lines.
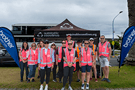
66, 40, 75, 48
75, 46, 82, 62
28, 49, 38, 65
40, 48, 53, 67
20, 47, 28, 61
98, 41, 110, 57
81, 47, 93, 66
92, 44, 96, 55
64, 48, 76, 68
58, 46, 62, 63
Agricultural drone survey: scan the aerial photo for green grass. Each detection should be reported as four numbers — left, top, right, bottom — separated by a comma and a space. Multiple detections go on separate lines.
0, 65, 135, 89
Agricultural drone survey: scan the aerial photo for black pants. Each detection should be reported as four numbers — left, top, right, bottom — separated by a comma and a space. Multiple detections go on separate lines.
40, 66, 51, 84
53, 65, 57, 80
58, 61, 63, 81
63, 66, 74, 87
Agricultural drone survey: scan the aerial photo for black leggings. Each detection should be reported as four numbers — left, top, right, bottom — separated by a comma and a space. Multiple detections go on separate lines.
63, 66, 74, 87
40, 66, 51, 84
53, 65, 57, 80
58, 62, 63, 81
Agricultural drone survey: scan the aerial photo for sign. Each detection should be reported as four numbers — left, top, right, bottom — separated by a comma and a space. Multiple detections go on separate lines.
112, 41, 115, 45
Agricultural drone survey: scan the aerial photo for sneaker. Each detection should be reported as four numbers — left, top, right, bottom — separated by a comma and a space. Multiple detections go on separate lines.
27, 79, 30, 83
68, 85, 73, 90
86, 84, 89, 89
39, 85, 43, 90
90, 78, 93, 81
44, 85, 48, 90
95, 79, 98, 82
32, 79, 35, 82
106, 78, 111, 83
101, 78, 106, 81
53, 79, 57, 82
84, 79, 86, 82
76, 79, 80, 82
81, 84, 85, 89
61, 87, 65, 90
37, 76, 40, 79
20, 79, 23, 82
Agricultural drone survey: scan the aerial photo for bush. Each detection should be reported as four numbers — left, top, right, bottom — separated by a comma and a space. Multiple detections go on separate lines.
109, 40, 120, 49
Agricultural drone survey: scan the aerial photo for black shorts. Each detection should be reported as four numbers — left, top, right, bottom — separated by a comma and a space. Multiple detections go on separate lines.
76, 62, 81, 71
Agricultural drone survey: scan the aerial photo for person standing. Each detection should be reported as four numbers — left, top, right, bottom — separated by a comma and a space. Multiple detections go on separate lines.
19, 41, 29, 82
89, 38, 98, 82
27, 43, 38, 83
80, 40, 95, 90
56, 40, 66, 83
97, 35, 112, 83
39, 40, 55, 90
66, 34, 75, 48
61, 41, 77, 90
75, 40, 82, 82
51, 42, 57, 82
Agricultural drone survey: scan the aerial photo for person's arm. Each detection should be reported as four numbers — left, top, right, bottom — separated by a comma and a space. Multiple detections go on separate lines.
73, 51, 77, 63
38, 52, 41, 70
51, 50, 55, 66
19, 51, 23, 62
108, 43, 112, 61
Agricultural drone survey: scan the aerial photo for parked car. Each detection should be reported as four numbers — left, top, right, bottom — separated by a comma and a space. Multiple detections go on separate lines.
117, 54, 128, 62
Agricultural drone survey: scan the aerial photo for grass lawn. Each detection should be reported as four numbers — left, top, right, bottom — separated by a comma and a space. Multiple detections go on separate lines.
0, 65, 135, 89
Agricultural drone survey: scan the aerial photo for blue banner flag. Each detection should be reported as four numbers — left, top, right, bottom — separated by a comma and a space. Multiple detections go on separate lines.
0, 27, 20, 67
119, 26, 135, 68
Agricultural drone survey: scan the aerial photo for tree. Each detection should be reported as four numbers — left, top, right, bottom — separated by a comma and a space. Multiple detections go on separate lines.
126, 0, 135, 60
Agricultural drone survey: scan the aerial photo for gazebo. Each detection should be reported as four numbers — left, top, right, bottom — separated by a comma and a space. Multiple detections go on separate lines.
34, 19, 100, 45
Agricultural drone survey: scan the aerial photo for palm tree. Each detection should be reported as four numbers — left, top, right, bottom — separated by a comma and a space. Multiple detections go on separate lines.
126, 0, 135, 60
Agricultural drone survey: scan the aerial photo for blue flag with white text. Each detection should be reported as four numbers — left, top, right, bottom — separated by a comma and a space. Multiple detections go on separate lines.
119, 26, 135, 68
0, 27, 20, 67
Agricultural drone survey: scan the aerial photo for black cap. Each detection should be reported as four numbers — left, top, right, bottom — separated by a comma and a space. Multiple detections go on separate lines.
77, 40, 82, 43
44, 40, 49, 43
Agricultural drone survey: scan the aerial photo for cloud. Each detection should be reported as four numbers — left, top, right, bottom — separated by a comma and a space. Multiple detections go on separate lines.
0, 0, 128, 38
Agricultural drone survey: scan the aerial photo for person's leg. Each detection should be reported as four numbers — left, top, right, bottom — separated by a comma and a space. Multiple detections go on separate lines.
20, 61, 24, 81
46, 67, 51, 84
40, 68, 46, 85
28, 65, 34, 80
32, 65, 37, 81
68, 66, 74, 86
25, 62, 29, 80
53, 65, 57, 81
93, 64, 98, 80
86, 65, 92, 84
59, 62, 63, 82
90, 67, 93, 79
81, 66, 86, 84
63, 66, 69, 87
76, 62, 80, 81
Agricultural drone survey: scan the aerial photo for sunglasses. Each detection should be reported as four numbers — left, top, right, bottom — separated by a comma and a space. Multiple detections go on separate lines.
100, 38, 104, 39
32, 45, 36, 47
68, 43, 72, 45
45, 42, 49, 44
90, 40, 94, 41
52, 44, 55, 46
85, 43, 89, 44
62, 42, 66, 44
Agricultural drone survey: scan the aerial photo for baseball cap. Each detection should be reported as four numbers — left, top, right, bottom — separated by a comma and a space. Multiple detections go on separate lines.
66, 34, 71, 37
44, 40, 49, 43
89, 38, 94, 41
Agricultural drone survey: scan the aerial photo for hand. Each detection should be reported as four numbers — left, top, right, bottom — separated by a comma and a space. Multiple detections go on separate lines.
51, 65, 54, 69
22, 60, 26, 63
38, 66, 40, 70
69, 63, 72, 67
56, 62, 58, 65
107, 56, 110, 61
79, 63, 81, 67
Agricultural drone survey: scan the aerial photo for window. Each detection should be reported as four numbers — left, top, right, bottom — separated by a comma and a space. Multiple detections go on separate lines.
13, 26, 21, 31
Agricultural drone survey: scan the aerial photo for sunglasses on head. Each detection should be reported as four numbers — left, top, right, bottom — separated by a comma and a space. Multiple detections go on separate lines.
68, 43, 72, 45
85, 43, 89, 44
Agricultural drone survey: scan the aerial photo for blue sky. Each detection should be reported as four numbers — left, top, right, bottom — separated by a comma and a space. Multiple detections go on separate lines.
0, 0, 128, 38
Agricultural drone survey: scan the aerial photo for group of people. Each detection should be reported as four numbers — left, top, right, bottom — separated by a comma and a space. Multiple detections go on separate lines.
19, 34, 112, 90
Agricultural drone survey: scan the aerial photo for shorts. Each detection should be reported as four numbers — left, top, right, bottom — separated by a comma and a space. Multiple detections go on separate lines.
76, 62, 81, 71
81, 65, 92, 73
99, 57, 109, 67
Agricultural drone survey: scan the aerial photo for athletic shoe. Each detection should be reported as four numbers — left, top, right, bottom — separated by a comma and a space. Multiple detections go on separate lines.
101, 78, 106, 81
32, 79, 35, 82
53, 79, 57, 82
37, 76, 40, 79
86, 84, 89, 89
76, 79, 80, 82
95, 79, 98, 82
84, 79, 86, 82
61, 87, 65, 90
39, 85, 43, 90
68, 85, 73, 90
106, 78, 111, 83
81, 84, 85, 89
27, 79, 30, 83
90, 78, 93, 81
44, 85, 48, 90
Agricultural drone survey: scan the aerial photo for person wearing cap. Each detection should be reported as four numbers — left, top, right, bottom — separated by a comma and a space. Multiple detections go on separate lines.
80, 40, 95, 90
66, 34, 75, 48
50, 42, 57, 82
97, 35, 111, 83
38, 40, 55, 90
75, 40, 82, 82
56, 40, 66, 83
89, 38, 98, 82
61, 40, 77, 90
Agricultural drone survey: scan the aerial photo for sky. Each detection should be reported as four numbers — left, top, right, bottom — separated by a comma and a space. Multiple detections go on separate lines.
0, 0, 129, 38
